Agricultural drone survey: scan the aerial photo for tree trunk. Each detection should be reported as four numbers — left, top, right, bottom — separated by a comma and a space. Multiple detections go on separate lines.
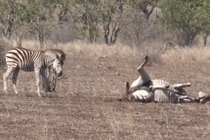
203, 32, 209, 46
103, 22, 121, 45
39, 30, 44, 49
178, 31, 198, 46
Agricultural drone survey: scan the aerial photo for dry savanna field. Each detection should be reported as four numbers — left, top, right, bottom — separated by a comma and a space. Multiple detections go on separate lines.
0, 41, 210, 139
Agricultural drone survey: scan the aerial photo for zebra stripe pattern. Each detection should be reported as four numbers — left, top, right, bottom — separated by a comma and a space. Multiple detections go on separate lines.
125, 79, 195, 103
124, 55, 195, 103
3, 47, 66, 97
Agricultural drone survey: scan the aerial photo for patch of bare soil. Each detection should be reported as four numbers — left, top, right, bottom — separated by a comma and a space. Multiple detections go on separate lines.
0, 53, 210, 140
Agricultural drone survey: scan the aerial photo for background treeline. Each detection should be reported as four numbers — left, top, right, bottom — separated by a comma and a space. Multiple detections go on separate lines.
0, 0, 210, 48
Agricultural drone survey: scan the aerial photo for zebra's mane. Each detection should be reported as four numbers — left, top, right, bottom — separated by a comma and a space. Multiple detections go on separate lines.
42, 49, 66, 60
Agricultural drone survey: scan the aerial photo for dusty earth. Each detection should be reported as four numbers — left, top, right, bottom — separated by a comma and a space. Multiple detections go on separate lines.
0, 52, 210, 140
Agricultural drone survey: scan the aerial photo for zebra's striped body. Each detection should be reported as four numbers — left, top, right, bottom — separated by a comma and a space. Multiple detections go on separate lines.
126, 79, 194, 103
124, 56, 195, 103
151, 79, 179, 103
5, 48, 43, 71
3, 47, 65, 97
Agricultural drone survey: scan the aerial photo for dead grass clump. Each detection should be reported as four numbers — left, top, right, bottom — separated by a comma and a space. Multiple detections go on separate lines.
2, 40, 210, 139
11, 40, 138, 58
138, 41, 166, 65
56, 41, 140, 59
162, 46, 210, 64
10, 39, 210, 68
11, 40, 40, 50
10, 40, 166, 62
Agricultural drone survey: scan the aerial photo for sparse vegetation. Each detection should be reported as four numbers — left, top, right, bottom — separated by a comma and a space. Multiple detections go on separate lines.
159, 0, 210, 46
0, 39, 8, 68
0, 0, 209, 47
1, 42, 210, 139
1, 0, 210, 139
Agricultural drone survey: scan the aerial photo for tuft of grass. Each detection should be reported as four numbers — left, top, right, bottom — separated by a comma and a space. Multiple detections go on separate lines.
2, 40, 210, 140
11, 40, 166, 63
11, 40, 139, 58
11, 40, 210, 66
162, 46, 210, 64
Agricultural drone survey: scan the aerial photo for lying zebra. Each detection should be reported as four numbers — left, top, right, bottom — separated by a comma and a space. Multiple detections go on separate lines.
122, 56, 200, 103
3, 47, 66, 97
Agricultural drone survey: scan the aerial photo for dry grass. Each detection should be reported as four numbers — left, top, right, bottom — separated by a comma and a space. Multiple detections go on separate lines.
10, 40, 166, 61
1, 40, 210, 139
162, 46, 210, 63
10, 40, 139, 58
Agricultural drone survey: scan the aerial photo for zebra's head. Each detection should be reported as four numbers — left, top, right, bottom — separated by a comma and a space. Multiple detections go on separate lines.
53, 53, 65, 77
44, 49, 66, 77
125, 82, 134, 101
117, 82, 132, 102
43, 49, 66, 77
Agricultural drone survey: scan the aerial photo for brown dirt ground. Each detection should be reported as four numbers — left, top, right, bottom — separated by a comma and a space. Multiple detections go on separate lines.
0, 53, 210, 140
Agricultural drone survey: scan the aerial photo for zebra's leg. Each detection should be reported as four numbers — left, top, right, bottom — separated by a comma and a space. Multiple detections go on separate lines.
137, 55, 148, 71
137, 56, 151, 86
173, 83, 191, 89
48, 68, 57, 92
3, 66, 15, 93
130, 56, 151, 88
12, 68, 20, 94
40, 68, 49, 93
35, 69, 41, 97
45, 66, 51, 79
130, 69, 151, 88
178, 95, 196, 102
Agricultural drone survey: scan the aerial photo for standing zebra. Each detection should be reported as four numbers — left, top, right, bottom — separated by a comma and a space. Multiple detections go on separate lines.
3, 47, 66, 97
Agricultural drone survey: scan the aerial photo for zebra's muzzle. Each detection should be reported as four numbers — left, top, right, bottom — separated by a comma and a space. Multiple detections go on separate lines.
57, 72, 62, 77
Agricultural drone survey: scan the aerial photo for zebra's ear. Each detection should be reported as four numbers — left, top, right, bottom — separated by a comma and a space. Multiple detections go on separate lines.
61, 53, 66, 60
56, 54, 60, 60
125, 82, 130, 95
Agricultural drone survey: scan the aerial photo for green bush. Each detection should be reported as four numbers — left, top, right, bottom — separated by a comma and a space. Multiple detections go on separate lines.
158, 0, 210, 46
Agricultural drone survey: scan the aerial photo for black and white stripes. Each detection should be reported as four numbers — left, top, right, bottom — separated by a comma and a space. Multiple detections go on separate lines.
125, 56, 195, 103
3, 47, 65, 97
